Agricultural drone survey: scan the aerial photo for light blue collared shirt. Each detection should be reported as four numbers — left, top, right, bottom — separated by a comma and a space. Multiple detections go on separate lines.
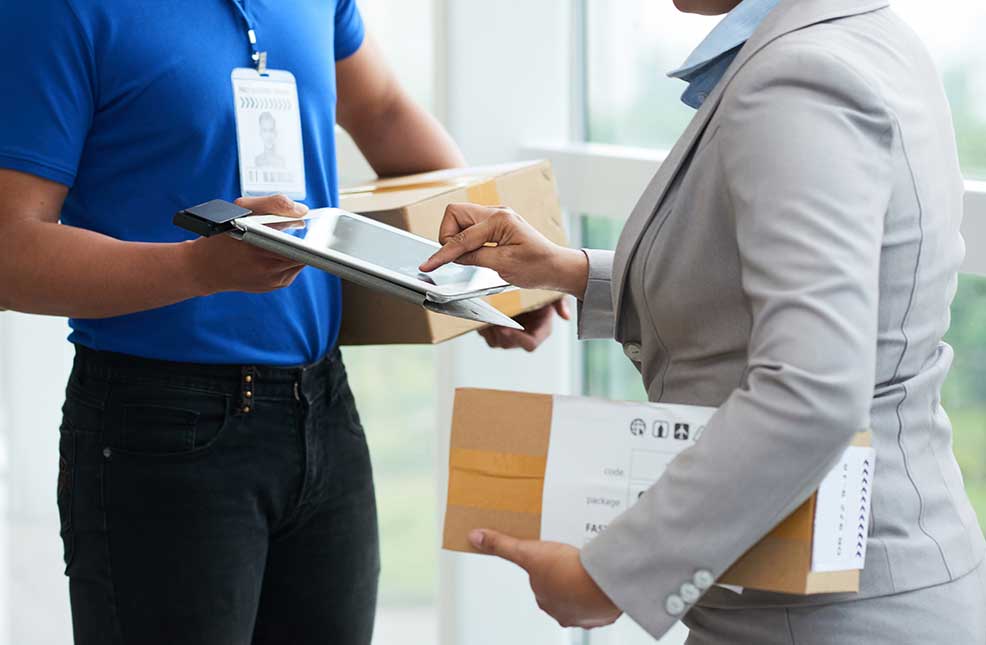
668, 0, 781, 109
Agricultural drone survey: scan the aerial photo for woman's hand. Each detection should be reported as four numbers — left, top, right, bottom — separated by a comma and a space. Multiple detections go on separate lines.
419, 203, 589, 299
184, 194, 310, 296
469, 528, 622, 630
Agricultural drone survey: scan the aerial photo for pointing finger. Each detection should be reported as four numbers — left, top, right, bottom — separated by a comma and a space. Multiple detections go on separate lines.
419, 218, 498, 272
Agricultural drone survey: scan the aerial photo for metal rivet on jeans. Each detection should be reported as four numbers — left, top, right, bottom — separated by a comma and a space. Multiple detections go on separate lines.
102, 447, 112, 459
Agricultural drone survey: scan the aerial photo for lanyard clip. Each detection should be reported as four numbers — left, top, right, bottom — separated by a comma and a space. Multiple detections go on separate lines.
254, 50, 268, 75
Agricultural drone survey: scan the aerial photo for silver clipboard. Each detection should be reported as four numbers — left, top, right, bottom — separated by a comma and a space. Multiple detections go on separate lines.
234, 229, 523, 330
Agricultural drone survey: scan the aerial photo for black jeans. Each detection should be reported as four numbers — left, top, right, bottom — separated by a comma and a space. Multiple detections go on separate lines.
57, 345, 380, 645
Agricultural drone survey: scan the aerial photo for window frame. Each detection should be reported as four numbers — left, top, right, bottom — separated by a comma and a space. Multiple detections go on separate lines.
523, 142, 986, 279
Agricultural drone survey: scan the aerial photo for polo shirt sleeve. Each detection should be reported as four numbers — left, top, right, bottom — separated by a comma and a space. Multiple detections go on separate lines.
334, 0, 366, 61
0, 0, 96, 187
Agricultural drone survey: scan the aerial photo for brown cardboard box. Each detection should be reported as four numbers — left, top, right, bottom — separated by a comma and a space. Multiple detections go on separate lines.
337, 161, 568, 345
442, 388, 873, 595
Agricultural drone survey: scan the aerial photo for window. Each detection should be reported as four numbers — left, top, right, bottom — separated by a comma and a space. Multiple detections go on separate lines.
345, 346, 438, 644
581, 0, 986, 535
585, 1, 986, 178
335, 2, 440, 642
579, 6, 986, 642
580, 216, 646, 403
941, 275, 986, 527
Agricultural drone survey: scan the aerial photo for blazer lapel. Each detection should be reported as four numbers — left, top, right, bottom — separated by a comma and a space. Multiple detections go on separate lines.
609, 0, 891, 327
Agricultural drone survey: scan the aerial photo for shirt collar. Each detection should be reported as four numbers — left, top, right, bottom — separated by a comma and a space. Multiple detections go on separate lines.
668, 0, 781, 108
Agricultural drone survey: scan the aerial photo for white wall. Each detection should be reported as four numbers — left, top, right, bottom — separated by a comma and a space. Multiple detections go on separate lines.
0, 313, 76, 644
436, 2, 579, 645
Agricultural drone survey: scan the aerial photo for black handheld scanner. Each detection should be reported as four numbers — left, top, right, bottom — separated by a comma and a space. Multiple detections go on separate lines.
173, 199, 253, 237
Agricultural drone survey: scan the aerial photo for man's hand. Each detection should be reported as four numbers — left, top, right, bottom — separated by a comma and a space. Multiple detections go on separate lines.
479, 299, 570, 352
183, 194, 309, 296
468, 528, 622, 630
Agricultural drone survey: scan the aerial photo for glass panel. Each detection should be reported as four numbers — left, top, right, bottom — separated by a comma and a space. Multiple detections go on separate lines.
345, 346, 438, 644
586, 1, 986, 177
580, 216, 647, 403
358, 0, 436, 111
942, 275, 986, 530
585, 3, 716, 151
341, 1, 439, 641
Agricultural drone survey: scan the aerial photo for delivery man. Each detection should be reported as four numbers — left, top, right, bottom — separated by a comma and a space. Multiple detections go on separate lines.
0, 1, 561, 643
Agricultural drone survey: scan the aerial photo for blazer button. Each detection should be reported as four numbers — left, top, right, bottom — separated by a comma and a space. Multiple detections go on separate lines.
623, 342, 642, 361
664, 593, 686, 616
693, 570, 715, 590
680, 582, 700, 604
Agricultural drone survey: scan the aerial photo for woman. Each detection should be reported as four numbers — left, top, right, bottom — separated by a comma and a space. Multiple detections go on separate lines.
421, 0, 986, 642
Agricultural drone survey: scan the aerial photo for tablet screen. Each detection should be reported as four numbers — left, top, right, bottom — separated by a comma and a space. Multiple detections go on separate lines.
246, 209, 507, 295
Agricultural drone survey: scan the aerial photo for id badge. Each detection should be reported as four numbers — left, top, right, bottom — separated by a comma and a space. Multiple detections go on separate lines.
231, 68, 306, 199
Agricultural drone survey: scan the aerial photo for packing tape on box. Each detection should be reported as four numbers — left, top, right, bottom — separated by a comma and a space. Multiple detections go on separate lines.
464, 180, 501, 206
340, 177, 503, 207
484, 290, 524, 314
447, 448, 545, 514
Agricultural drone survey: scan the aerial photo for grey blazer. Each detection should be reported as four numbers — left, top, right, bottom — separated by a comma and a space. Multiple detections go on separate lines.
577, 0, 986, 639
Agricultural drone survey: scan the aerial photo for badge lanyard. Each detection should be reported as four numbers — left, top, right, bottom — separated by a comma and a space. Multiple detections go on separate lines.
229, 0, 267, 74
228, 0, 307, 199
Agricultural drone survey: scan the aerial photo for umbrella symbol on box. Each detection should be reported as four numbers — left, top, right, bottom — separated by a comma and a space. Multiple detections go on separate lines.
630, 418, 646, 437
653, 421, 669, 439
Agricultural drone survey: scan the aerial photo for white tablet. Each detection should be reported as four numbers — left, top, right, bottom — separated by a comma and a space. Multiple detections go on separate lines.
232, 208, 510, 303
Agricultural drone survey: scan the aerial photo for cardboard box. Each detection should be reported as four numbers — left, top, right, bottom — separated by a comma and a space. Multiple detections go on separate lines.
443, 388, 875, 595
337, 161, 568, 345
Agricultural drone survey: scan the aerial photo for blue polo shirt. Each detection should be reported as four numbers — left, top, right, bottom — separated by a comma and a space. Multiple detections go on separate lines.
0, 0, 365, 365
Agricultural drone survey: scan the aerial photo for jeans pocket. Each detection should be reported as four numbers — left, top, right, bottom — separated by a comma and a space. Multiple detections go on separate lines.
57, 428, 76, 570
333, 380, 365, 439
328, 353, 365, 438
109, 387, 232, 459
121, 404, 198, 454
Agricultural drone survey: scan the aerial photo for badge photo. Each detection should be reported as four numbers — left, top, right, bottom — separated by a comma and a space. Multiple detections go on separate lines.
231, 68, 307, 199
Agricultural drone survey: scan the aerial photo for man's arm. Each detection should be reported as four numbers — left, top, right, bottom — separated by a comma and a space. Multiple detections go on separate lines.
337, 36, 573, 351
0, 169, 309, 318
336, 35, 466, 176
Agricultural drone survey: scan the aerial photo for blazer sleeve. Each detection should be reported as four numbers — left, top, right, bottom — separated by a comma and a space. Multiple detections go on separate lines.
578, 249, 617, 340
580, 44, 894, 638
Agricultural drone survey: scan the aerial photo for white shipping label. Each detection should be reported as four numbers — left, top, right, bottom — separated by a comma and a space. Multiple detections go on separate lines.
540, 396, 716, 547
231, 68, 307, 199
811, 446, 875, 572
